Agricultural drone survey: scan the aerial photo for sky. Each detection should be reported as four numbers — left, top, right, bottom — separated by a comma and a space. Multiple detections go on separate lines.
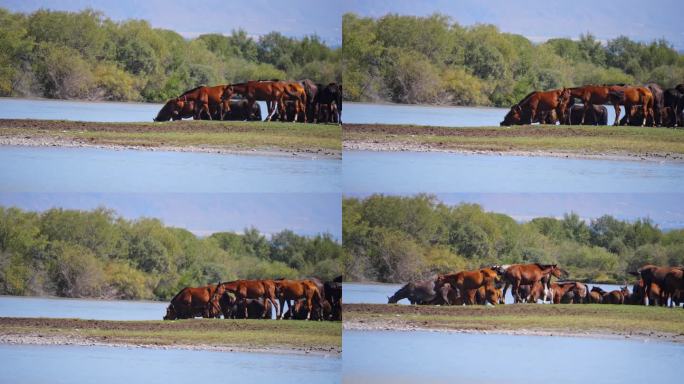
2, 0, 681, 49
0, 193, 341, 239
347, 193, 684, 230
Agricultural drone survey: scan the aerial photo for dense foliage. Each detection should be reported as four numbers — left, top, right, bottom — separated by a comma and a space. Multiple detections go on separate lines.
343, 195, 684, 284
0, 8, 340, 102
0, 206, 342, 300
342, 13, 684, 107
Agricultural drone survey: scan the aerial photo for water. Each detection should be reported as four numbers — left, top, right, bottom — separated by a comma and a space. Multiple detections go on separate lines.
343, 151, 684, 193
0, 97, 271, 122
0, 344, 340, 384
0, 146, 340, 193
344, 282, 623, 305
344, 102, 622, 127
343, 330, 683, 383
0, 296, 168, 320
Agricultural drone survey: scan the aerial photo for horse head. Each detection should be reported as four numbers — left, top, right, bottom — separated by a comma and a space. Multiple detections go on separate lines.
163, 304, 176, 320
501, 105, 522, 126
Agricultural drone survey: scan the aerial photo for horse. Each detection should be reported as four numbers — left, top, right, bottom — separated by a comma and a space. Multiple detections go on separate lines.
314, 83, 343, 124
645, 83, 665, 126
565, 105, 608, 125
213, 280, 280, 319
299, 79, 319, 123
548, 282, 577, 304
163, 284, 222, 320
388, 279, 442, 305
664, 87, 684, 127
610, 86, 654, 127
436, 268, 499, 305
273, 279, 322, 320
500, 263, 565, 303
567, 85, 626, 125
223, 81, 306, 122
663, 267, 684, 307
601, 287, 628, 304
220, 99, 262, 121
500, 89, 570, 126
588, 286, 604, 303
571, 282, 589, 304
219, 292, 272, 319
631, 265, 680, 306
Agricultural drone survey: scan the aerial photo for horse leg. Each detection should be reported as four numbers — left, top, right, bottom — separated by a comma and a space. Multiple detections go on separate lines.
580, 101, 589, 125
641, 103, 648, 127
512, 280, 521, 303
613, 104, 621, 126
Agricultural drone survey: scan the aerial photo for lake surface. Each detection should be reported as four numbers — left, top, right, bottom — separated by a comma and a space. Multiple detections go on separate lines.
0, 146, 340, 193
343, 330, 683, 384
344, 282, 623, 305
343, 151, 684, 193
344, 102, 623, 127
0, 344, 340, 384
0, 97, 271, 123
0, 296, 168, 320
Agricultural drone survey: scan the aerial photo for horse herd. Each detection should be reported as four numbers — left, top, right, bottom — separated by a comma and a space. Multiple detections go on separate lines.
388, 263, 684, 307
153, 79, 343, 124
501, 83, 684, 127
163, 276, 342, 321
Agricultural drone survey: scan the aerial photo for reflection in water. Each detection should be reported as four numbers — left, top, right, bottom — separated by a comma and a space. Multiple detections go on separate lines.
0, 146, 340, 193
344, 151, 684, 193
344, 283, 623, 305
343, 330, 683, 384
0, 344, 340, 384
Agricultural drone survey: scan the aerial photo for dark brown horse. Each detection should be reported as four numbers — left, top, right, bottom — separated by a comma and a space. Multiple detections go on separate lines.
500, 89, 570, 126
500, 264, 564, 303
219, 292, 273, 319
663, 267, 684, 307
645, 83, 665, 126
388, 279, 442, 305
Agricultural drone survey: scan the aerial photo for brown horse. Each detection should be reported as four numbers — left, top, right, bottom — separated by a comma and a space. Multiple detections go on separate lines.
567, 85, 623, 125
500, 89, 570, 126
274, 279, 322, 320
501, 264, 564, 303
214, 280, 280, 319
632, 265, 678, 306
549, 282, 577, 304
436, 268, 499, 305
163, 284, 222, 320
663, 268, 684, 307
611, 86, 654, 127
223, 80, 306, 122
588, 286, 604, 303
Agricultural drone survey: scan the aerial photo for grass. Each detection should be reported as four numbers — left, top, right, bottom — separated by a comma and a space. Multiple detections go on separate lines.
344, 124, 684, 157
0, 119, 341, 153
0, 317, 341, 352
345, 304, 684, 337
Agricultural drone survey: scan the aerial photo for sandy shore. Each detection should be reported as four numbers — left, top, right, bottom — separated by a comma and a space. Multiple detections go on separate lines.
343, 318, 684, 344
344, 140, 684, 163
0, 136, 340, 159
0, 333, 339, 356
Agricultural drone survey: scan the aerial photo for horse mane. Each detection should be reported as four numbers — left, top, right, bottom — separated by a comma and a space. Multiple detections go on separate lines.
516, 91, 538, 106
179, 86, 205, 97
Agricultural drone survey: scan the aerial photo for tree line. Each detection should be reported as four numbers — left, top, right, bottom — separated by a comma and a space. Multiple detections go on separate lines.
0, 8, 341, 102
0, 206, 342, 300
342, 13, 684, 107
343, 194, 684, 284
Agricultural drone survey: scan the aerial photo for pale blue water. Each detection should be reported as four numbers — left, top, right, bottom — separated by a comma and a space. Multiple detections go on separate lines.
344, 102, 622, 127
0, 97, 270, 122
0, 146, 340, 193
344, 283, 623, 305
343, 151, 684, 193
0, 344, 340, 384
343, 330, 683, 383
0, 296, 168, 320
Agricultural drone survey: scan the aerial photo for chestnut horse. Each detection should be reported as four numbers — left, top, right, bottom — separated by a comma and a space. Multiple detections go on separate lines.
588, 286, 604, 303
631, 265, 679, 306
611, 86, 654, 126
567, 85, 623, 125
213, 280, 280, 319
274, 279, 322, 320
549, 282, 578, 304
163, 284, 222, 320
663, 268, 684, 307
500, 89, 570, 126
436, 268, 499, 305
500, 263, 564, 303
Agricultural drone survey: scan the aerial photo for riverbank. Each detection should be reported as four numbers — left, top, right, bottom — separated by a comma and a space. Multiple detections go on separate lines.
0, 317, 341, 356
344, 123, 684, 162
344, 304, 684, 343
0, 119, 341, 158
